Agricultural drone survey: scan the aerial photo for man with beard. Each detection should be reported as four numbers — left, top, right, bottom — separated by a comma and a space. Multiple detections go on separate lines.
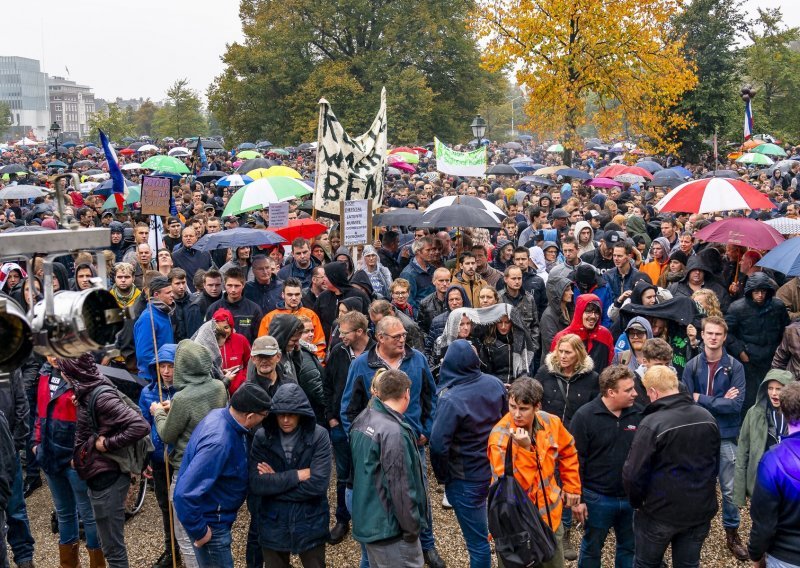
109, 262, 141, 310
134, 276, 176, 381
472, 244, 502, 288
450, 252, 486, 308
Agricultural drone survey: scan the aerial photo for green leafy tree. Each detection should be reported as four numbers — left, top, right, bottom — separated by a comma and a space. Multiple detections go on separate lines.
153, 79, 207, 139
87, 103, 136, 142
134, 100, 158, 137
208, 0, 497, 146
670, 0, 745, 161
0, 101, 12, 139
739, 9, 800, 142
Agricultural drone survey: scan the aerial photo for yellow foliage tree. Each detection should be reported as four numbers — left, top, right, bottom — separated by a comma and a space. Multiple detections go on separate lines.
471, 0, 698, 155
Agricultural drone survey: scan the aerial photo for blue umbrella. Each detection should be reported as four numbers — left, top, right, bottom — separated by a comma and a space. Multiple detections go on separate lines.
668, 166, 692, 178
519, 175, 555, 187
757, 237, 800, 276
237, 142, 257, 150
217, 174, 254, 188
93, 177, 137, 196
62, 141, 77, 148
555, 167, 591, 180
635, 160, 664, 173
193, 227, 285, 252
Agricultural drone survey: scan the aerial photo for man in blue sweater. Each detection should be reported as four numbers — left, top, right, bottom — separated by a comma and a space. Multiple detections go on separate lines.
173, 382, 272, 568
681, 315, 747, 561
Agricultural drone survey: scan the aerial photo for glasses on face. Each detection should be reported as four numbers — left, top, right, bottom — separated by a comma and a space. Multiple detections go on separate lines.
628, 329, 646, 338
339, 329, 356, 337
381, 332, 407, 341
392, 290, 409, 296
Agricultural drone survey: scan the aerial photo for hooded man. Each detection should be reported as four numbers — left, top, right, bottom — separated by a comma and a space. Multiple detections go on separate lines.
668, 254, 731, 313
72, 261, 97, 291
212, 308, 251, 394
109, 221, 127, 262
552, 294, 615, 374
640, 237, 671, 286
572, 264, 614, 329
314, 261, 370, 343
430, 340, 507, 567
540, 275, 575, 355
725, 272, 790, 414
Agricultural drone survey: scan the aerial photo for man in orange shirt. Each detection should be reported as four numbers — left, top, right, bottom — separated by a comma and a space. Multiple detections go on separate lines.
488, 377, 581, 568
258, 277, 325, 360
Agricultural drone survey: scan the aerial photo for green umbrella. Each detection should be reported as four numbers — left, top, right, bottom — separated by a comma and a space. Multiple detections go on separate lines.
389, 151, 419, 164
237, 150, 263, 159
102, 186, 141, 209
267, 148, 290, 156
750, 143, 787, 157
736, 152, 774, 166
222, 177, 312, 217
140, 155, 191, 174
546, 143, 564, 153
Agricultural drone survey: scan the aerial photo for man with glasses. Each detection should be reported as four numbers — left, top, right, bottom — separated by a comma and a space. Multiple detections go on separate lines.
323, 312, 374, 546
340, 316, 445, 568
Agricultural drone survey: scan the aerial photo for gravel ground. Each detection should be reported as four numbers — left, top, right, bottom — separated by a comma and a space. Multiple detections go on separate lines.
21, 464, 751, 567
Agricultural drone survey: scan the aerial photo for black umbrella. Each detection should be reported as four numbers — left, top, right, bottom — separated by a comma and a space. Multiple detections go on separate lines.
373, 209, 423, 227
73, 160, 94, 168
237, 158, 279, 174
519, 175, 555, 187
502, 142, 522, 150
238, 142, 257, 150
196, 171, 226, 183
193, 228, 285, 252
702, 170, 739, 179
297, 143, 314, 151
257, 140, 274, 149
412, 206, 501, 229
0, 164, 28, 175
651, 170, 685, 188
486, 164, 518, 175
187, 138, 224, 150
556, 167, 591, 180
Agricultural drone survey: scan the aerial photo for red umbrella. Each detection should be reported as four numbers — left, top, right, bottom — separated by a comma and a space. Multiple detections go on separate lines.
597, 164, 653, 180
266, 219, 328, 241
389, 146, 416, 154
694, 218, 784, 250
119, 148, 136, 156
387, 160, 416, 173
655, 178, 775, 214
80, 147, 99, 156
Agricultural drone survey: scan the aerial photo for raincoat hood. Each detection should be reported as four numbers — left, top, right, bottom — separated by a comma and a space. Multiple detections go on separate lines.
649, 237, 671, 261
334, 246, 354, 275
744, 272, 778, 299
268, 313, 304, 351
266, 383, 315, 431
173, 339, 214, 389
570, 293, 602, 330
682, 254, 714, 281
444, 284, 471, 308
755, 369, 794, 407
625, 316, 654, 339
349, 270, 374, 298
626, 216, 651, 249
439, 339, 481, 390
546, 274, 573, 314
148, 343, 178, 384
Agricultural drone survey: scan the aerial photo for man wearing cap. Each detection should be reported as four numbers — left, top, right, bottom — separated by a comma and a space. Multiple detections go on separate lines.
582, 231, 617, 272
551, 207, 570, 236
174, 382, 272, 568
247, 336, 297, 398
164, 218, 183, 254
133, 275, 175, 381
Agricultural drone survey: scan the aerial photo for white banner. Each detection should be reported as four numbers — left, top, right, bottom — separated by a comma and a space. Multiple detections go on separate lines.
314, 88, 387, 215
434, 137, 487, 177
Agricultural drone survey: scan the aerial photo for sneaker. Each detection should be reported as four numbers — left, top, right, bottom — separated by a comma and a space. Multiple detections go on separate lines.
23, 476, 42, 498
442, 493, 453, 509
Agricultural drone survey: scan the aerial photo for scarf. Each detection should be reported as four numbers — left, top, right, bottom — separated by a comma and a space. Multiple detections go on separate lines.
150, 298, 176, 317
110, 285, 141, 309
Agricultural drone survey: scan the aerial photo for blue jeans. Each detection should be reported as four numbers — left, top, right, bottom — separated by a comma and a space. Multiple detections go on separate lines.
445, 479, 491, 568
46, 467, 100, 548
719, 439, 740, 529
578, 489, 634, 568
193, 524, 233, 568
330, 424, 352, 523
6, 457, 34, 565
633, 511, 709, 568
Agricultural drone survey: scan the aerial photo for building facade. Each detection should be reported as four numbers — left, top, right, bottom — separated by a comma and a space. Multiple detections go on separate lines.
0, 56, 50, 141
48, 76, 96, 140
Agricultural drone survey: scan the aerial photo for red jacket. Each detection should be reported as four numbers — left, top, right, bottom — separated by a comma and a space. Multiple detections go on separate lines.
34, 366, 78, 474
221, 332, 252, 394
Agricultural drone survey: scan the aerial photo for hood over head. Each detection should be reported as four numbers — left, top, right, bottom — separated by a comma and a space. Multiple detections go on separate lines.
755, 369, 794, 406
51, 261, 70, 292
57, 353, 112, 398
546, 274, 573, 312
573, 220, 594, 243
323, 261, 350, 290
340, 297, 364, 313
148, 343, 178, 381
0, 263, 26, 292
444, 283, 471, 308
173, 339, 214, 389
266, 383, 315, 431
439, 339, 481, 389
630, 279, 658, 305
571, 293, 602, 327
626, 215, 651, 248
650, 237, 671, 260
744, 272, 778, 298
625, 316, 653, 339
333, 246, 354, 275
350, 270, 374, 298
269, 313, 304, 350
682, 253, 714, 281
529, 246, 548, 276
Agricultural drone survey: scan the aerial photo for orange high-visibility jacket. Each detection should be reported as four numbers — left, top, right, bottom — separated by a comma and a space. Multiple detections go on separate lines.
487, 411, 581, 531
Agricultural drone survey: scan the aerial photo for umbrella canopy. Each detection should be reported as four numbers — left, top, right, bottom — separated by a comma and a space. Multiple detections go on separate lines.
502, 142, 523, 150
262, 166, 302, 179
586, 177, 623, 189
246, 168, 273, 180
486, 164, 518, 176
614, 173, 646, 185
373, 209, 423, 227
137, 144, 159, 153
597, 164, 653, 180
168, 147, 190, 157
80, 147, 99, 156
102, 186, 141, 209
389, 161, 416, 173
386, 167, 403, 176
217, 174, 254, 188
94, 177, 138, 196
668, 166, 693, 178
0, 164, 28, 175
193, 227, 285, 252
222, 177, 313, 217
187, 139, 224, 150
702, 170, 740, 179
238, 142, 257, 150
266, 148, 290, 156
0, 185, 48, 200
655, 178, 775, 214
546, 143, 563, 153
119, 148, 137, 156
649, 170, 684, 189
266, 219, 328, 241
62, 141, 77, 148
757, 237, 800, 276
766, 160, 800, 175
73, 159, 94, 168
413, 205, 501, 229
47, 160, 68, 168
534, 165, 563, 176
694, 218, 784, 250
121, 162, 141, 171
736, 152, 774, 166
140, 155, 191, 174
763, 217, 800, 236
237, 158, 279, 174
388, 152, 419, 164
257, 140, 274, 149
425, 195, 506, 221
196, 171, 226, 183
519, 175, 556, 187
635, 160, 664, 173
555, 167, 591, 180
750, 143, 787, 157
237, 150, 263, 160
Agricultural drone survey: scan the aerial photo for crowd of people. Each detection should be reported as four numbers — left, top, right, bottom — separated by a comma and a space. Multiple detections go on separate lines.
0, 138, 800, 568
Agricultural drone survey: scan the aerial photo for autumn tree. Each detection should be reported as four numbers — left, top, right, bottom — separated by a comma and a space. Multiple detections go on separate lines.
87, 103, 136, 142
208, 0, 498, 146
153, 79, 207, 139
471, 0, 697, 161
134, 100, 158, 137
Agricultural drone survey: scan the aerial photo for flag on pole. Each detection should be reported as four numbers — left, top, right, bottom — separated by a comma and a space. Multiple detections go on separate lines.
713, 127, 718, 165
194, 137, 208, 174
434, 137, 487, 177
744, 100, 754, 141
99, 129, 125, 210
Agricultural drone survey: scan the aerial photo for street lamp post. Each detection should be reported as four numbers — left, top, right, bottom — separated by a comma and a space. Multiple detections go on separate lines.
470, 115, 487, 143
49, 121, 61, 159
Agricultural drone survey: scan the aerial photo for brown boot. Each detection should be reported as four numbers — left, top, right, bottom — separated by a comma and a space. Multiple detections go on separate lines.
563, 527, 578, 561
58, 542, 81, 568
725, 527, 748, 561
87, 547, 106, 568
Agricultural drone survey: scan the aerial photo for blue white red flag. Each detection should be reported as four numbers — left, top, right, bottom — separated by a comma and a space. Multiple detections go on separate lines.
99, 129, 125, 210
744, 100, 754, 141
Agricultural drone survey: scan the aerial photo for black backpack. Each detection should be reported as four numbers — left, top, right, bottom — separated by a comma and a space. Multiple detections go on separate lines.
488, 435, 557, 568
88, 385, 154, 475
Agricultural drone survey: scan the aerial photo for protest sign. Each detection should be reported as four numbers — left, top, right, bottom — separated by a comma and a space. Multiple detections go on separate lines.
341, 199, 371, 247
268, 201, 289, 228
140, 175, 172, 217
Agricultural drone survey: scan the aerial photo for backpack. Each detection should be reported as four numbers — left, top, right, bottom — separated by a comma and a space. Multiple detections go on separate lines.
88, 385, 154, 475
488, 435, 557, 568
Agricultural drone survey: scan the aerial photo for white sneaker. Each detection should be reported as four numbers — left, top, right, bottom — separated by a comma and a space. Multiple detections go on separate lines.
442, 493, 453, 509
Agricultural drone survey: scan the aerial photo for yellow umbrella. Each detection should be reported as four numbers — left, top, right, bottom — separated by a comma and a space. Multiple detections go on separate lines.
247, 168, 273, 180
534, 166, 562, 176
263, 165, 302, 179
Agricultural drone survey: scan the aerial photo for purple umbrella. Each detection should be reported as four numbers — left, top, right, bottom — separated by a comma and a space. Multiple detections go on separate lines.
694, 218, 784, 251
586, 177, 623, 189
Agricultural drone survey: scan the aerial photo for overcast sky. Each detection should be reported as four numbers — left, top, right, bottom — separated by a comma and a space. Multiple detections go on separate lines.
3, 0, 798, 103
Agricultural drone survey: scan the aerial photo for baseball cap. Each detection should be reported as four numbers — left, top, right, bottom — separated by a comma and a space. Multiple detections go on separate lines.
603, 231, 622, 246
252, 336, 279, 357
584, 210, 599, 221
628, 321, 647, 333
551, 208, 569, 220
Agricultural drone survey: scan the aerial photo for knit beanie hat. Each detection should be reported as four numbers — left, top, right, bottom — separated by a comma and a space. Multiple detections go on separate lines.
149, 276, 171, 294
230, 382, 272, 414
669, 249, 688, 266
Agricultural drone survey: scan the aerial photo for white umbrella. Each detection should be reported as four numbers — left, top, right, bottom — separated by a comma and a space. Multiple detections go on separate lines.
86, 173, 109, 181
0, 185, 48, 199
614, 173, 646, 184
763, 217, 800, 235
425, 195, 506, 222
168, 147, 190, 157
79, 181, 99, 193
14, 137, 38, 147
121, 162, 141, 171
137, 144, 159, 153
